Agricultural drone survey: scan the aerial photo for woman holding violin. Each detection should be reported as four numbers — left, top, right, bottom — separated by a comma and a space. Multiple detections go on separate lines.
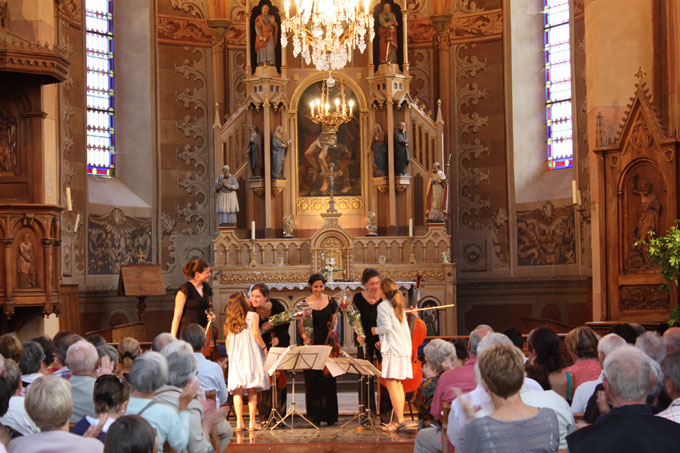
373, 278, 412, 433
250, 283, 290, 419
170, 259, 215, 338
298, 273, 339, 426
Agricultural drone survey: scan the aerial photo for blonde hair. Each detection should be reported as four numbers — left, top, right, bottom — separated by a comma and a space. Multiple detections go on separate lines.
225, 292, 249, 334
478, 344, 524, 399
25, 375, 73, 431
118, 337, 141, 371
380, 278, 405, 322
565, 326, 600, 360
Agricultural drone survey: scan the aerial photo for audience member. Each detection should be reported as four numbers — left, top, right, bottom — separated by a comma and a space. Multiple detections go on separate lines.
451, 338, 468, 367
183, 324, 229, 407
502, 327, 527, 362
86, 334, 107, 348
152, 332, 176, 352
53, 334, 83, 380
566, 345, 680, 452
658, 350, 680, 423
66, 340, 99, 422
31, 336, 55, 373
636, 331, 668, 405
564, 326, 601, 389
608, 323, 639, 345
0, 335, 22, 364
414, 339, 457, 429
19, 341, 46, 387
71, 374, 130, 442
663, 327, 680, 354
0, 360, 39, 437
155, 348, 232, 452
571, 333, 626, 414
97, 345, 119, 375
526, 327, 574, 401
7, 376, 104, 453
104, 415, 156, 453
461, 344, 560, 452
116, 338, 140, 380
125, 351, 193, 451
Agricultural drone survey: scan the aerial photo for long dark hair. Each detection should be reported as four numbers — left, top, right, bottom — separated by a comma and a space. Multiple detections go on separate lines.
528, 327, 564, 373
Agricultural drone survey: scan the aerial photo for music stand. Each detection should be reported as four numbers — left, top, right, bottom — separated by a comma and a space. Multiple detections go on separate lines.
325, 355, 382, 431
267, 345, 332, 431
260, 347, 289, 431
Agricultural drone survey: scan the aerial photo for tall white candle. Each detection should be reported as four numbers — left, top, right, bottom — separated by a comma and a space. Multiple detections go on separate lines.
572, 180, 578, 205
251, 220, 256, 240
66, 187, 72, 212
74, 213, 80, 233
409, 218, 413, 237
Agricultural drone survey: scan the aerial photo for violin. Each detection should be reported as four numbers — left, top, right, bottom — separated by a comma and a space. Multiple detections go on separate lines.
323, 320, 340, 377
202, 304, 219, 360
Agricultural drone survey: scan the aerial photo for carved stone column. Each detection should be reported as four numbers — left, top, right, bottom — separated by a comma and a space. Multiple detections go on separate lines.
263, 101, 273, 237
401, 10, 409, 72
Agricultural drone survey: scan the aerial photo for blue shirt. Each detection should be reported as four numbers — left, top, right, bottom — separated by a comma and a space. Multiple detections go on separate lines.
194, 352, 228, 405
126, 396, 190, 452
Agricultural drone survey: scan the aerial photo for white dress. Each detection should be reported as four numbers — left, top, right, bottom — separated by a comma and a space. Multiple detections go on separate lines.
227, 311, 270, 392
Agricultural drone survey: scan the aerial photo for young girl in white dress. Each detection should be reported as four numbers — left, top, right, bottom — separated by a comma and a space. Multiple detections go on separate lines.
225, 292, 269, 431
373, 278, 412, 432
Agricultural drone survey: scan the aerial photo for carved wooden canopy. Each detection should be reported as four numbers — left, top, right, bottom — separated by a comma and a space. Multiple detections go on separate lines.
0, 30, 70, 84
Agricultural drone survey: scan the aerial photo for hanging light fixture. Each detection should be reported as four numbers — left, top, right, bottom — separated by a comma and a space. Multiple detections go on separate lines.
281, 0, 374, 75
309, 78, 355, 130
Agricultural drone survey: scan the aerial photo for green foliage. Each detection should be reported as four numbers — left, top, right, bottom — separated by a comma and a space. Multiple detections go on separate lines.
636, 220, 680, 291
669, 305, 680, 327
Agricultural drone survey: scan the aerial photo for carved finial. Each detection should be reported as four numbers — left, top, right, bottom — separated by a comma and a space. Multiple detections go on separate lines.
635, 67, 647, 83
595, 112, 604, 148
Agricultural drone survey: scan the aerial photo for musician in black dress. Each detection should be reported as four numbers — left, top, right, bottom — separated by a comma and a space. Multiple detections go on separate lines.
171, 259, 214, 338
298, 273, 339, 426
251, 283, 291, 418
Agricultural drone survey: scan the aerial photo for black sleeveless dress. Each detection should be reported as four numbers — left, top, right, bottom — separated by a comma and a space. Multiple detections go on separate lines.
177, 282, 212, 337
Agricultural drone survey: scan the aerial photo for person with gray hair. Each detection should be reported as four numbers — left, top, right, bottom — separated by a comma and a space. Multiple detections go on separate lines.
658, 349, 680, 422
7, 376, 104, 452
160, 339, 194, 357
415, 340, 457, 428
663, 327, 680, 354
96, 344, 119, 374
153, 332, 176, 352
125, 351, 195, 452
636, 331, 667, 365
66, 340, 99, 423
571, 333, 627, 414
567, 345, 680, 452
154, 349, 232, 452
0, 359, 39, 436
19, 341, 46, 387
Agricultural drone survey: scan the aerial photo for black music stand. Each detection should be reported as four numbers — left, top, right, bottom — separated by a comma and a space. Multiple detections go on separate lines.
260, 347, 289, 431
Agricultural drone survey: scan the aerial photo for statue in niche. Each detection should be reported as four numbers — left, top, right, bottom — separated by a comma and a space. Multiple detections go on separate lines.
426, 162, 448, 223
18, 234, 36, 288
633, 175, 660, 242
394, 121, 410, 175
248, 125, 264, 178
254, 3, 277, 66
369, 124, 387, 176
282, 215, 293, 238
378, 2, 398, 64
215, 165, 239, 225
271, 125, 290, 178
366, 212, 377, 236
0, 112, 17, 173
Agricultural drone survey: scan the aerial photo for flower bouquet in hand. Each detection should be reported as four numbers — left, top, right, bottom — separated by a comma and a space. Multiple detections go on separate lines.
346, 304, 366, 354
269, 302, 313, 328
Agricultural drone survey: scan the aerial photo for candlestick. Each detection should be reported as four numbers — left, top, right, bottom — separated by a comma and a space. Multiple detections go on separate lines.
66, 187, 72, 212
251, 220, 256, 240
409, 218, 413, 237
572, 180, 577, 205
577, 189, 582, 206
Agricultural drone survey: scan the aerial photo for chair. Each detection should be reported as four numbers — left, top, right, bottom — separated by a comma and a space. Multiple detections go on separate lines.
441, 402, 451, 453
203, 390, 221, 451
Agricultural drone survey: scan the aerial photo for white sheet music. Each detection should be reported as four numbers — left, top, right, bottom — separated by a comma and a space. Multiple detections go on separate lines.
263, 345, 332, 374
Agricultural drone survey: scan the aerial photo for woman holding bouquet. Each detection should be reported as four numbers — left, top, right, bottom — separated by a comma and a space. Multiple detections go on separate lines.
250, 283, 290, 419
298, 273, 339, 426
225, 292, 269, 431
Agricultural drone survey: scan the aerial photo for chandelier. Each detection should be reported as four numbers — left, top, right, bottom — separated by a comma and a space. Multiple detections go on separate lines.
281, 0, 375, 72
309, 78, 355, 131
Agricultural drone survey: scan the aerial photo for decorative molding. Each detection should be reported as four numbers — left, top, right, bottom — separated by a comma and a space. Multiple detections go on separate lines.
158, 15, 213, 47
407, 48, 434, 113
517, 202, 576, 266
228, 50, 246, 109
225, 22, 246, 48
0, 110, 17, 174
56, 0, 81, 27
460, 241, 486, 271
220, 270, 312, 284
297, 197, 363, 213
160, 212, 177, 237
449, 10, 502, 43
0, 31, 71, 83
491, 207, 509, 270
620, 285, 669, 311
170, 0, 206, 18
230, 0, 247, 21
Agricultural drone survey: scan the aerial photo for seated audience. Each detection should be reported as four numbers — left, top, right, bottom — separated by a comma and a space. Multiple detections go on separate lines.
0, 360, 39, 437
125, 351, 193, 451
117, 337, 141, 380
7, 375, 104, 452
19, 341, 46, 387
414, 339, 457, 429
451, 338, 468, 368
182, 324, 229, 407
608, 323, 639, 345
636, 331, 667, 406
152, 332, 176, 352
86, 334, 107, 348
461, 344, 560, 452
155, 347, 232, 452
663, 327, 680, 355
571, 333, 626, 414
525, 327, 574, 401
104, 415, 156, 453
97, 345, 119, 375
66, 340, 99, 423
564, 326, 601, 389
0, 335, 22, 364
566, 345, 680, 452
30, 337, 56, 373
657, 350, 680, 422
53, 334, 83, 380
71, 374, 130, 442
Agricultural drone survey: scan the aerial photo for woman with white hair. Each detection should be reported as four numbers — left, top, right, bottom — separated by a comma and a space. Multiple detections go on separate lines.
7, 375, 104, 452
125, 352, 196, 452
414, 339, 457, 428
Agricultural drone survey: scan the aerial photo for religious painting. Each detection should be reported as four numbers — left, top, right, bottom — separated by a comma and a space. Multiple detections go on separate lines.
297, 80, 361, 198
0, 111, 17, 175
420, 299, 440, 336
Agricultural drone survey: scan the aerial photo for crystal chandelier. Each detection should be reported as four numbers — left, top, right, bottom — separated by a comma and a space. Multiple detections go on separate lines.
281, 0, 375, 72
309, 78, 355, 131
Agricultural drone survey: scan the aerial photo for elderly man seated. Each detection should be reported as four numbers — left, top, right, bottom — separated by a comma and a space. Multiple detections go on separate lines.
658, 350, 680, 422
566, 345, 680, 452
182, 324, 229, 407
66, 340, 99, 423
7, 376, 103, 452
0, 359, 39, 436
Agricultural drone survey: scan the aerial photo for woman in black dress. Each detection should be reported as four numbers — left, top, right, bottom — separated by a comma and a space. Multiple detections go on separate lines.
170, 259, 214, 338
298, 273, 339, 426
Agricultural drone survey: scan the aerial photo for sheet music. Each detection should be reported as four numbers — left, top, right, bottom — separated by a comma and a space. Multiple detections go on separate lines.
354, 359, 382, 377
264, 346, 291, 376
323, 358, 350, 377
271, 345, 332, 371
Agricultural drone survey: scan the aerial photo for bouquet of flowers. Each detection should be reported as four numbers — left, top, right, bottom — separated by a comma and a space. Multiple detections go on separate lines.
269, 303, 312, 328
346, 304, 366, 353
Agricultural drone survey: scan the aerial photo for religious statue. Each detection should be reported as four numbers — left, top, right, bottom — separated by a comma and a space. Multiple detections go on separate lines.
426, 162, 448, 223
633, 175, 660, 242
282, 215, 293, 238
215, 165, 239, 225
18, 234, 35, 288
369, 124, 387, 176
394, 121, 410, 175
248, 125, 264, 178
254, 3, 277, 67
378, 2, 398, 64
366, 211, 378, 236
0, 113, 17, 173
271, 125, 290, 179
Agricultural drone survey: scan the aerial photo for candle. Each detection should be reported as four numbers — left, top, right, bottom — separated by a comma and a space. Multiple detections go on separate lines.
285, 0, 290, 17
74, 213, 80, 233
409, 218, 413, 237
334, 98, 340, 112
251, 220, 256, 240
572, 180, 577, 205
66, 187, 72, 212
348, 99, 354, 116
325, 103, 330, 115
577, 189, 583, 206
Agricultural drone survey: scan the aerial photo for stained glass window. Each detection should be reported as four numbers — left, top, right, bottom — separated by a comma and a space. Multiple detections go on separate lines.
86, 0, 115, 176
544, 0, 573, 170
